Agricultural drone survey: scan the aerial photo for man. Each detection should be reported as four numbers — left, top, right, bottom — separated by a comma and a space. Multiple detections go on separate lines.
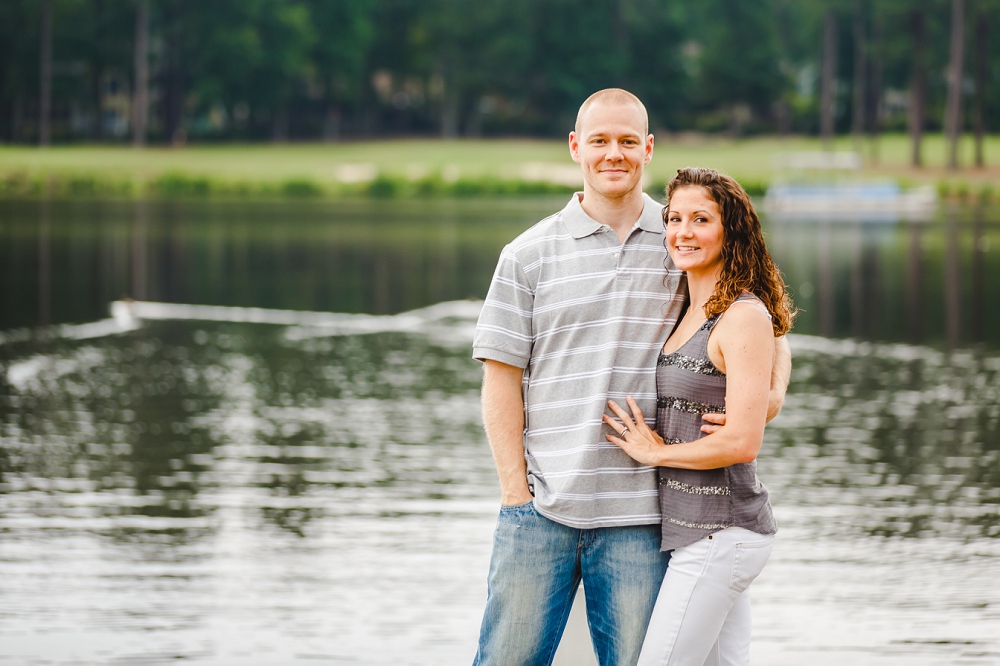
471, 88, 791, 665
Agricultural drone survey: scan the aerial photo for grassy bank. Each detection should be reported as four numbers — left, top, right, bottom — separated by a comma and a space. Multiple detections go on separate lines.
1, 134, 998, 201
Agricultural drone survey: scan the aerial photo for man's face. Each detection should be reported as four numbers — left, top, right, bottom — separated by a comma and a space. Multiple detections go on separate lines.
569, 102, 653, 200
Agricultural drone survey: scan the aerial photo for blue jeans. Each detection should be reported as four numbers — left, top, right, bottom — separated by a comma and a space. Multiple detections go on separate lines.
473, 501, 669, 666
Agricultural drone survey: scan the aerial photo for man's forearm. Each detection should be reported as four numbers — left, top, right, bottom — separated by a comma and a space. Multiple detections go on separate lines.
481, 360, 532, 504
766, 336, 792, 422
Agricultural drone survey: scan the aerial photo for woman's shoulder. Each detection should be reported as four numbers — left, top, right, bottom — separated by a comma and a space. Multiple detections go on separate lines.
732, 291, 770, 312
715, 294, 774, 338
706, 293, 775, 372
722, 292, 772, 322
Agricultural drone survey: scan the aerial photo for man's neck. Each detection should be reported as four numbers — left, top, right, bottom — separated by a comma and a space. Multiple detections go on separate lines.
578, 186, 646, 243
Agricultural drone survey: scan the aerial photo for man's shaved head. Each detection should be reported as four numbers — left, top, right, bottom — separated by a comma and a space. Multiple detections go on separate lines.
574, 88, 649, 136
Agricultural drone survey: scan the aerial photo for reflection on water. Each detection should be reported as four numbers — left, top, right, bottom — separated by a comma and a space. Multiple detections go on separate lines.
1, 305, 999, 664
766, 207, 1000, 347
2, 199, 1000, 346
0, 199, 543, 330
2, 198, 1000, 663
772, 336, 1000, 539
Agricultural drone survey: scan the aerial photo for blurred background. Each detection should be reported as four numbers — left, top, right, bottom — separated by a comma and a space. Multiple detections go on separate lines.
1, 1, 1000, 665
0, 0, 998, 145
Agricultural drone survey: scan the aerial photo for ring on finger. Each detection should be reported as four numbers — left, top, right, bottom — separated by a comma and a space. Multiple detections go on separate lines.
619, 426, 629, 438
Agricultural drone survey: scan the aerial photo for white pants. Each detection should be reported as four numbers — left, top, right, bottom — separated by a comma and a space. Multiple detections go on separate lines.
637, 527, 774, 666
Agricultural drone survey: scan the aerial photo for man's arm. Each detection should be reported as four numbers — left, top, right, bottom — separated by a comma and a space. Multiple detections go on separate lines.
701, 334, 792, 433
482, 359, 532, 505
766, 335, 792, 421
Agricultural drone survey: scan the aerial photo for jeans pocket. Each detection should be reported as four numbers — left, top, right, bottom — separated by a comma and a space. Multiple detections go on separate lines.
729, 537, 773, 593
499, 500, 535, 514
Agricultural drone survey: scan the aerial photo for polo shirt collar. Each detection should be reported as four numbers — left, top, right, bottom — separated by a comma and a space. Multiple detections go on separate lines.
637, 193, 666, 234
563, 192, 665, 239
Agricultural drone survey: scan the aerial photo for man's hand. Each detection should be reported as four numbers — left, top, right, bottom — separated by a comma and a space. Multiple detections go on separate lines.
700, 412, 726, 435
502, 483, 534, 506
767, 336, 791, 421
481, 360, 533, 506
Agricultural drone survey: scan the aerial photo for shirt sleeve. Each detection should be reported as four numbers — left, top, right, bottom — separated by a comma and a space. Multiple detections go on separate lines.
473, 244, 534, 368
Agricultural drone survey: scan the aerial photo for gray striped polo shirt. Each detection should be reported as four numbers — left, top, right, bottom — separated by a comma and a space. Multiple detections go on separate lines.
473, 193, 686, 528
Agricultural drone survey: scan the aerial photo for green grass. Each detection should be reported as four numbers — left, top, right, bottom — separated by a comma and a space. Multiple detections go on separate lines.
1, 134, 998, 201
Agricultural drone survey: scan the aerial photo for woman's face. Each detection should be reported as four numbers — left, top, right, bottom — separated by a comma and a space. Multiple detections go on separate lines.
665, 185, 725, 277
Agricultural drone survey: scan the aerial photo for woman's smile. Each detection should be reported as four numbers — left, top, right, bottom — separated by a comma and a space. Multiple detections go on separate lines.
665, 185, 724, 277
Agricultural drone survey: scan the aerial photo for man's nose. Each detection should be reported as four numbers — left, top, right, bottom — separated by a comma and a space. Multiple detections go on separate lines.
605, 141, 623, 160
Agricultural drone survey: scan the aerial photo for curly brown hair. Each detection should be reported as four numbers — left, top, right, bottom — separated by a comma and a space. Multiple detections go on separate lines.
664, 167, 795, 336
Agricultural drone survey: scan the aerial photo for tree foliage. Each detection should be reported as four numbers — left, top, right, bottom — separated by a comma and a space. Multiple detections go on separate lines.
1, 0, 998, 143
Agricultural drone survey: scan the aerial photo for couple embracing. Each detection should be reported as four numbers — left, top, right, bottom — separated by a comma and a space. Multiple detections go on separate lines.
471, 89, 794, 666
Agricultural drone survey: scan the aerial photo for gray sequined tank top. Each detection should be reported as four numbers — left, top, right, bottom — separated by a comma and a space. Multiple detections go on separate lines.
655, 293, 776, 551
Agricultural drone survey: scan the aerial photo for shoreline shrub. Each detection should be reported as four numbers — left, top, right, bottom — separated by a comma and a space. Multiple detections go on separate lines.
282, 178, 324, 197
152, 172, 211, 197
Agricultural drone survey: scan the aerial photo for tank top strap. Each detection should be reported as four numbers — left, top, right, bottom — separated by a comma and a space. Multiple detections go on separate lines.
705, 293, 770, 333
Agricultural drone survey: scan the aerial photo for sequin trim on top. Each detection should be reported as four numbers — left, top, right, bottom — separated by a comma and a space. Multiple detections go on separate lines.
660, 478, 731, 495
664, 515, 732, 531
657, 396, 726, 415
657, 352, 725, 377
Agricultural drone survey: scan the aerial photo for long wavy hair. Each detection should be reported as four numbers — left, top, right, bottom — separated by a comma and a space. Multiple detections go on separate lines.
664, 168, 795, 336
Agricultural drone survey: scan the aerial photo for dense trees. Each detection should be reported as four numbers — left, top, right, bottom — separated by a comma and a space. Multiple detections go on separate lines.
1, 0, 998, 158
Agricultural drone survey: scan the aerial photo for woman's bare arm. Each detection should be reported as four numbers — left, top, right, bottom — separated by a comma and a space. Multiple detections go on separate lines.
604, 303, 775, 470
700, 334, 790, 433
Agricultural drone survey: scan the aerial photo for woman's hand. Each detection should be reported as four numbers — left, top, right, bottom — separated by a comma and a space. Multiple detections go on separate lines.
603, 396, 670, 467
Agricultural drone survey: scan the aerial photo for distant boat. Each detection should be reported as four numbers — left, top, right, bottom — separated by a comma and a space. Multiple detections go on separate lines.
763, 151, 937, 222
763, 182, 937, 222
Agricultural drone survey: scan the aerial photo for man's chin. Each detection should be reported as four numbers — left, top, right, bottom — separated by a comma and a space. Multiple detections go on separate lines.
592, 180, 641, 199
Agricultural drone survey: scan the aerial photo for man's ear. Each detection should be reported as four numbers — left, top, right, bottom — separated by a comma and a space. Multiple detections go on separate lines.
644, 134, 654, 165
568, 131, 582, 163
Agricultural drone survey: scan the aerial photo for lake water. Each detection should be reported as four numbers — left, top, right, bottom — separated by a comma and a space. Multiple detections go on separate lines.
1, 199, 999, 665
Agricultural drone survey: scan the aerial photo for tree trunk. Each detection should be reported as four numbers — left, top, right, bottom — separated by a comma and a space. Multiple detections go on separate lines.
92, 64, 105, 140
442, 88, 460, 138
12, 96, 24, 143
271, 110, 289, 142
973, 10, 987, 168
91, 0, 106, 140
323, 105, 341, 142
163, 3, 186, 145
820, 11, 838, 148
908, 8, 927, 168
39, 0, 53, 146
944, 0, 966, 170
867, 11, 883, 164
132, 0, 150, 146
852, 0, 867, 151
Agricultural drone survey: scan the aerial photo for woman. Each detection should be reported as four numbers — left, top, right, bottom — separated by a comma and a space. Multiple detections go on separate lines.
603, 168, 794, 665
